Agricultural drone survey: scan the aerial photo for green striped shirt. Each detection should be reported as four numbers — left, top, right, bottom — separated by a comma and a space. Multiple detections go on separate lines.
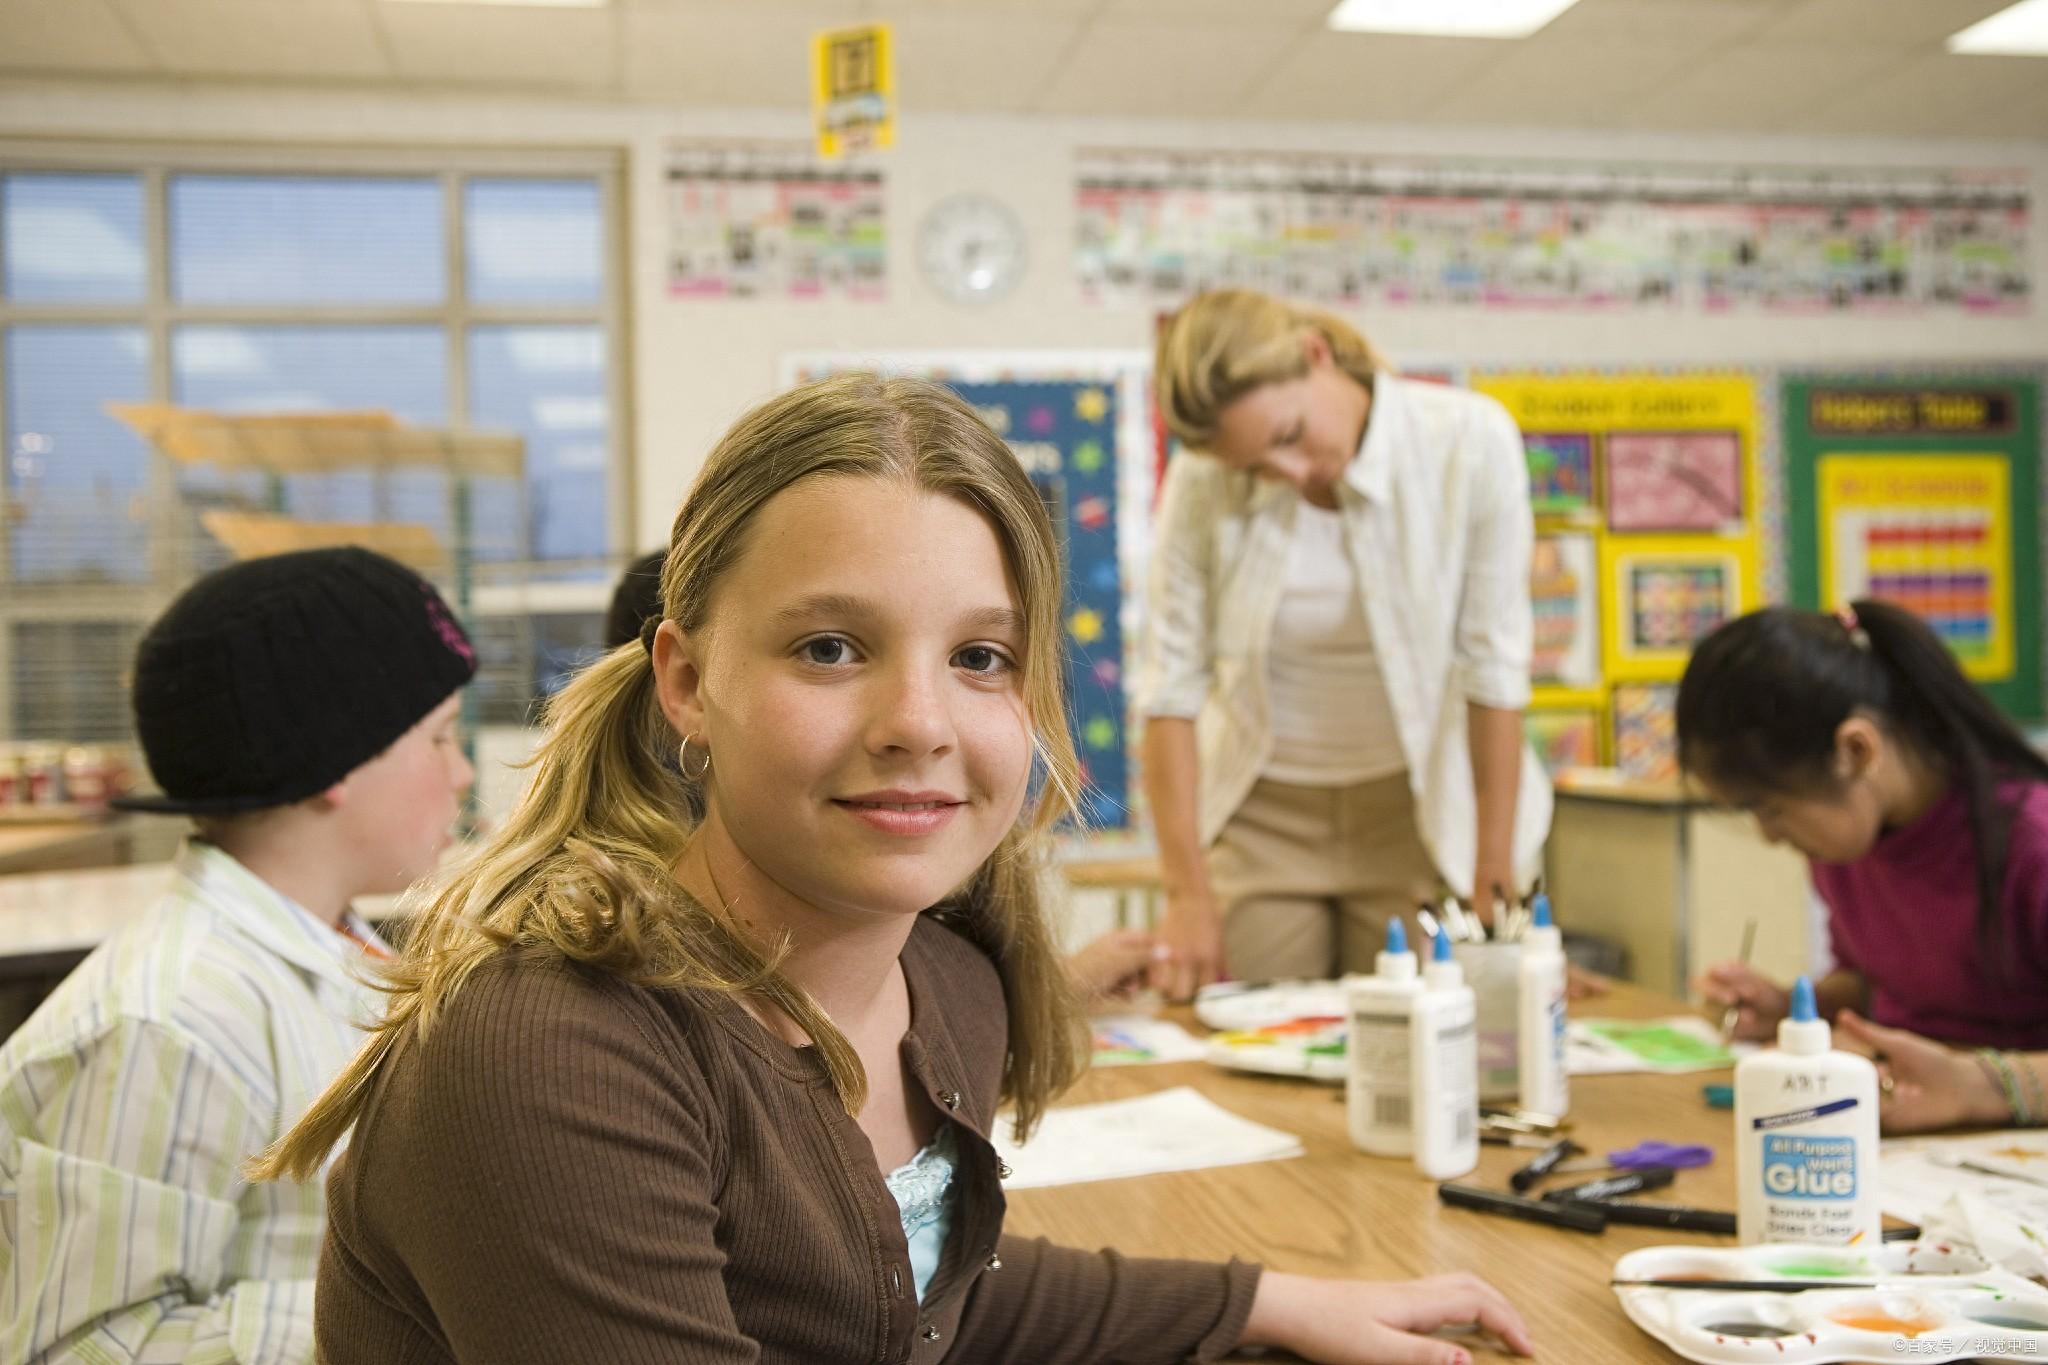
0, 841, 387, 1364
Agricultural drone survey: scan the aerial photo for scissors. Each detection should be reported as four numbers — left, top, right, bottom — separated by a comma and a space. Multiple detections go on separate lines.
1553, 1140, 1713, 1175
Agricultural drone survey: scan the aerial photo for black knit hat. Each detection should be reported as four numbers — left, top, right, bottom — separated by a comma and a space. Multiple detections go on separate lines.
114, 547, 478, 815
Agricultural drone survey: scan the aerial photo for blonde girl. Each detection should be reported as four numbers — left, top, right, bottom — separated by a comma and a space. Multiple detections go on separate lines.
257, 374, 1532, 1365
1143, 289, 1552, 997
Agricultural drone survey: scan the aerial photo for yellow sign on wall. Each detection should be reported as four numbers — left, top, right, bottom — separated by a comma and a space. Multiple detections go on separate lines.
1817, 454, 2013, 680
813, 24, 894, 160
1474, 370, 1764, 778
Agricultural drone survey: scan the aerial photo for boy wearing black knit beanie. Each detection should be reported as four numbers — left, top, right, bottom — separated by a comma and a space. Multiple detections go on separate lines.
0, 547, 476, 1364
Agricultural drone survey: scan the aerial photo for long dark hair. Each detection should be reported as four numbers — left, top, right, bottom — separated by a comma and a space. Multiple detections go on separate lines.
1677, 599, 2048, 968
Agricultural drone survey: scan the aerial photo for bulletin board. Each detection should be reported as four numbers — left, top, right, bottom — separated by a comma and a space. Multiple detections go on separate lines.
1784, 377, 2043, 719
781, 350, 1157, 830
1472, 370, 1766, 780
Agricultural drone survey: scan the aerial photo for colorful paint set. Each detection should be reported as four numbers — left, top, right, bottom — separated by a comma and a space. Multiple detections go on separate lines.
1614, 1241, 2048, 1363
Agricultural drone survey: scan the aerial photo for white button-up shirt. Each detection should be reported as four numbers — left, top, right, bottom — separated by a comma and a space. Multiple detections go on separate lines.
0, 841, 387, 1364
1133, 372, 1553, 896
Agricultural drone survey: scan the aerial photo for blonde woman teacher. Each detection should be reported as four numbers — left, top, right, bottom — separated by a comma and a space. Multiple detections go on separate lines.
1138, 290, 1552, 999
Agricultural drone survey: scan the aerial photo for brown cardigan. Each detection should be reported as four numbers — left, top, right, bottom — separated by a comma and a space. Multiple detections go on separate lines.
315, 914, 1262, 1363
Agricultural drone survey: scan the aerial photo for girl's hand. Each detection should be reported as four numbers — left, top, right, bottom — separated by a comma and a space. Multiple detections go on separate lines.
1067, 930, 1163, 1003
1835, 1009, 2011, 1134
1697, 961, 1790, 1041
1150, 888, 1226, 1001
1241, 1270, 1535, 1365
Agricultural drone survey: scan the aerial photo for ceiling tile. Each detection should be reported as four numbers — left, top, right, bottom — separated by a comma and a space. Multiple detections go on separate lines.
1421, 36, 1699, 125
109, 0, 388, 80
378, 3, 616, 89
1238, 33, 1506, 120
1788, 50, 2048, 136
889, 11, 1085, 113
1622, 42, 1912, 133
1539, 0, 1788, 42
621, 2, 858, 103
1750, 0, 2017, 46
1030, 19, 1306, 116
0, 0, 154, 73
1094, 0, 1329, 25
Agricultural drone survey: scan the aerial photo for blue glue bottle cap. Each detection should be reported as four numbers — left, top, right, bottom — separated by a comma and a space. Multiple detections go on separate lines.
1779, 974, 1828, 1054
1387, 918, 1408, 955
1531, 894, 1553, 929
1432, 927, 1454, 962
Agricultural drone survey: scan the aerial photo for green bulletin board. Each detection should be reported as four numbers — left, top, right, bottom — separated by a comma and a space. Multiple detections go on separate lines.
1784, 377, 2042, 720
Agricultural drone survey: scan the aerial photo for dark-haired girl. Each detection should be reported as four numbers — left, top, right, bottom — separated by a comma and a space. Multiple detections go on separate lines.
1677, 599, 2048, 1133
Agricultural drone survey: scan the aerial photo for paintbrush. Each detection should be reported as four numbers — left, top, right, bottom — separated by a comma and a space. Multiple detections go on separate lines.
1720, 918, 1757, 1042
1611, 1279, 1877, 1292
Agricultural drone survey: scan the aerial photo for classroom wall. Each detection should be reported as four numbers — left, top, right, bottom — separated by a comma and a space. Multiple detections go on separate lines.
3, 77, 2045, 554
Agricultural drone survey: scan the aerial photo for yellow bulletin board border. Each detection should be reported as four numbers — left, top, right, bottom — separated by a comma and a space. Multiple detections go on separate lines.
1816, 452, 2015, 681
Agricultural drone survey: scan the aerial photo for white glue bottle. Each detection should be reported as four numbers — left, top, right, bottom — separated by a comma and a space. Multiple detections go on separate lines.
1516, 893, 1570, 1121
1347, 919, 1421, 1157
1411, 928, 1480, 1180
1736, 976, 1881, 1247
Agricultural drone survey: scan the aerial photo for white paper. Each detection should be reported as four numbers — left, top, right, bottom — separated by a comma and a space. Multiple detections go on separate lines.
993, 1086, 1303, 1189
1089, 1015, 1210, 1067
1880, 1130, 2048, 1225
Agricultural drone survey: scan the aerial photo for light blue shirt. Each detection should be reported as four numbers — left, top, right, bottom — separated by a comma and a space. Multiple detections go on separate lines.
883, 1123, 957, 1304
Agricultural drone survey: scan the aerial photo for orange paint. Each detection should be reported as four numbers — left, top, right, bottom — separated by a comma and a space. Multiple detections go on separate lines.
1827, 1310, 1943, 1338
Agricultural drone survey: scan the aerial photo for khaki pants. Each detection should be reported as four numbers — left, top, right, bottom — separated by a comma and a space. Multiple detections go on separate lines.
1207, 773, 1441, 981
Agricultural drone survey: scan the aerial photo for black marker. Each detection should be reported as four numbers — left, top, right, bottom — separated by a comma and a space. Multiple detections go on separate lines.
1559, 1198, 1736, 1234
1438, 1182, 1609, 1233
1508, 1138, 1582, 1193
1540, 1166, 1676, 1203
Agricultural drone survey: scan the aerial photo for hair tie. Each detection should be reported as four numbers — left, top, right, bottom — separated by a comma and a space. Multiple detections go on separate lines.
1835, 603, 1870, 649
639, 615, 661, 659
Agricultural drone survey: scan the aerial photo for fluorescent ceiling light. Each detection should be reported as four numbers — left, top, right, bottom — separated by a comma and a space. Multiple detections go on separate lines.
384, 0, 607, 8
1948, 0, 2048, 55
1327, 0, 1582, 38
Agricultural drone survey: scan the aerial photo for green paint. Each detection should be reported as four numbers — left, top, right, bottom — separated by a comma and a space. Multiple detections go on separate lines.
1765, 1259, 1865, 1278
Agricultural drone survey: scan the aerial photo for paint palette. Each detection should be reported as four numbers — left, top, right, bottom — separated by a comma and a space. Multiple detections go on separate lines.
1194, 981, 1352, 1083
1614, 1242, 2048, 1363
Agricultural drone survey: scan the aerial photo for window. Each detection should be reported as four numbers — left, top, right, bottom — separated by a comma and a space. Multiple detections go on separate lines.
0, 149, 623, 749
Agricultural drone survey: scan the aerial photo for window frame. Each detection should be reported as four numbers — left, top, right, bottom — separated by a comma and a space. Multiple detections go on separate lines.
0, 140, 632, 742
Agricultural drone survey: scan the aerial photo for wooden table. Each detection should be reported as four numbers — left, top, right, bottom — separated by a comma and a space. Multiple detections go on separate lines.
1006, 983, 1773, 1363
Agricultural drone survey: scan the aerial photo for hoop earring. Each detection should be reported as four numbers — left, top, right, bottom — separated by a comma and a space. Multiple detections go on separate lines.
679, 731, 712, 781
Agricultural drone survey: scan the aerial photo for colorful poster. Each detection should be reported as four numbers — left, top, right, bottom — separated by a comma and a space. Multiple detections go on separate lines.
1784, 378, 2041, 718
1616, 548, 1742, 660
1531, 533, 1599, 688
1818, 456, 2012, 680
936, 380, 1129, 830
1076, 150, 2029, 316
1477, 373, 1764, 686
665, 143, 885, 300
1612, 683, 1679, 783
812, 24, 894, 160
1526, 432, 1596, 517
1525, 708, 1602, 775
1606, 430, 1745, 533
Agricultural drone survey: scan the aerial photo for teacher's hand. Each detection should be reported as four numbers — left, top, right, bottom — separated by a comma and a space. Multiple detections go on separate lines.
1470, 862, 1515, 930
1151, 888, 1226, 1001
